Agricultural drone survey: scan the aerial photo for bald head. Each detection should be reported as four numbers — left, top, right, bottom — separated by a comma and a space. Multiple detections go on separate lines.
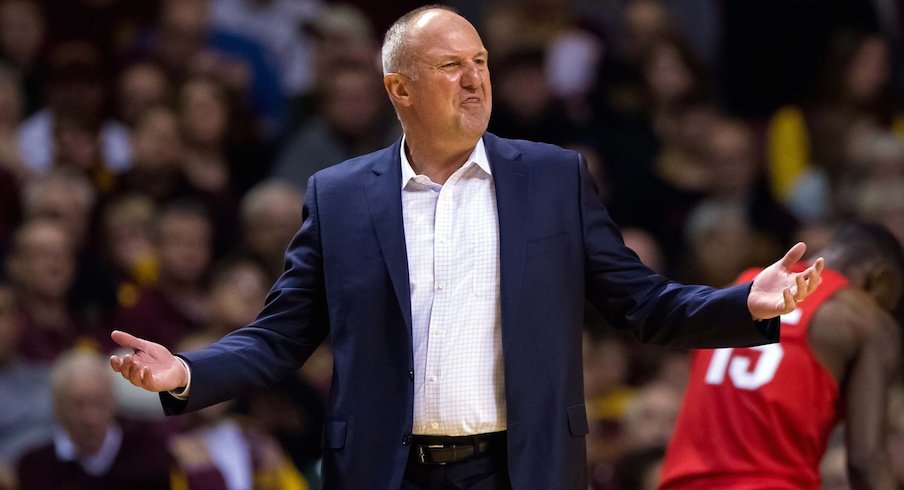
382, 5, 465, 78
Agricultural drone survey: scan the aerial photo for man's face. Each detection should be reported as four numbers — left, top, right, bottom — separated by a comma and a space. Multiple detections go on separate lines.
55, 375, 115, 456
402, 11, 492, 145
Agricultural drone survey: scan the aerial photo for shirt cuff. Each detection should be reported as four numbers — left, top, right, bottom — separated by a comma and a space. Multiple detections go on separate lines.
168, 357, 191, 400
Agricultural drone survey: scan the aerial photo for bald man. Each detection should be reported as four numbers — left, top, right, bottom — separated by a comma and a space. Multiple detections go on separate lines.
112, 6, 823, 489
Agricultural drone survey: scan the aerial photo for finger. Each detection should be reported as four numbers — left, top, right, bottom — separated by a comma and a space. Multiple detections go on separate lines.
120, 354, 136, 381
140, 366, 153, 389
779, 242, 807, 269
813, 257, 825, 274
129, 364, 146, 387
110, 355, 123, 372
794, 273, 807, 301
804, 266, 820, 295
111, 330, 149, 352
783, 288, 796, 312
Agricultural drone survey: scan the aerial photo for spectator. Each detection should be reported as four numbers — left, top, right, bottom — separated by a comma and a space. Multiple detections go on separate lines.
112, 201, 213, 350
0, 280, 54, 484
211, 0, 321, 98
842, 130, 904, 245
22, 169, 118, 322
100, 193, 159, 306
766, 31, 900, 221
619, 382, 681, 453
15, 349, 175, 489
116, 105, 189, 203
0, 0, 47, 115
298, 3, 378, 127
488, 47, 579, 147
147, 0, 284, 140
238, 179, 303, 281
205, 255, 269, 338
116, 61, 171, 128
271, 62, 398, 191
4, 219, 104, 362
16, 42, 131, 176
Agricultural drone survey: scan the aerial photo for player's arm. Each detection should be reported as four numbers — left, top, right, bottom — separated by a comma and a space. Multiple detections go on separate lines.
821, 290, 902, 488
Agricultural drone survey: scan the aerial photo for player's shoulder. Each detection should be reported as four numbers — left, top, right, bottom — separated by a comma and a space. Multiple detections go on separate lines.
814, 288, 899, 345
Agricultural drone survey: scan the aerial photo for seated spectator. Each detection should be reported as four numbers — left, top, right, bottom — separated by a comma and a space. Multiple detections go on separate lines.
4, 219, 106, 361
100, 193, 159, 304
141, 0, 284, 140
238, 179, 303, 281
17, 42, 131, 176
270, 62, 398, 191
205, 255, 268, 338
112, 201, 212, 350
21, 169, 118, 322
116, 61, 171, 128
15, 350, 175, 489
0, 281, 54, 484
0, 0, 46, 115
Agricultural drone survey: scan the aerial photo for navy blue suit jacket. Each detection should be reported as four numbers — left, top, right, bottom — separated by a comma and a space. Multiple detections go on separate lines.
162, 133, 777, 489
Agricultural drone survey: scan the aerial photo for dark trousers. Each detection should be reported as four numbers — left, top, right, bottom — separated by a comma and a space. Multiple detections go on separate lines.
401, 433, 512, 490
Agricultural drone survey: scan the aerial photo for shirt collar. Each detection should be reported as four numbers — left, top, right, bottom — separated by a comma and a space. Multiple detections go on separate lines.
400, 135, 491, 189
54, 423, 123, 476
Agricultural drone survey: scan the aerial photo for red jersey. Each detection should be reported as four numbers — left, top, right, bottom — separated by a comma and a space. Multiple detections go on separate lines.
659, 266, 849, 490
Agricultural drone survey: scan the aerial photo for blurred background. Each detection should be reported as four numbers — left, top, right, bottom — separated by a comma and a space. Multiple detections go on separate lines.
0, 0, 903, 488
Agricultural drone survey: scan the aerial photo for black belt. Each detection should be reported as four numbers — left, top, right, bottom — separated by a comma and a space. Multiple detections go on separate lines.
410, 431, 506, 465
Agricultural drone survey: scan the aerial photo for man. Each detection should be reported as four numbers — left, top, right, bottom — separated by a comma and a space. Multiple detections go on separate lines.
16, 350, 175, 489
111, 6, 823, 489
659, 222, 903, 489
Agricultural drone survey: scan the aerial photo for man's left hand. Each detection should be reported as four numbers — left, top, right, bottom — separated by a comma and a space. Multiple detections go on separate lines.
748, 242, 824, 320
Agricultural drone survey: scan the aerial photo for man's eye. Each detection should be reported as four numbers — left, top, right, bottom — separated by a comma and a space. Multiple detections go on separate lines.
441, 62, 458, 69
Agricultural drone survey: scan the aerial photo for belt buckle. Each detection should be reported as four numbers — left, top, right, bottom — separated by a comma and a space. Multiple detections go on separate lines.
417, 444, 447, 465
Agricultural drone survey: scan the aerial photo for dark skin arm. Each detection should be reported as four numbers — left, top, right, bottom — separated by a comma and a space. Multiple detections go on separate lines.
810, 288, 902, 489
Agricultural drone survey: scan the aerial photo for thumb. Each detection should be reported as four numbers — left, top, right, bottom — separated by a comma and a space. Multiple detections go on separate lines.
111, 330, 148, 352
779, 242, 807, 269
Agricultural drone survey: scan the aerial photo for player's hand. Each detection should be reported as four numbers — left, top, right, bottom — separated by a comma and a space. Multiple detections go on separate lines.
110, 330, 187, 392
748, 242, 824, 320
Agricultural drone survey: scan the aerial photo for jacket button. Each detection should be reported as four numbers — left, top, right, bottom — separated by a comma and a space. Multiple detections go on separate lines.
407, 369, 414, 380
402, 433, 411, 445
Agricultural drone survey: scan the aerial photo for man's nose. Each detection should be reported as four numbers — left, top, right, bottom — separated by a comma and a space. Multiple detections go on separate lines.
460, 62, 483, 89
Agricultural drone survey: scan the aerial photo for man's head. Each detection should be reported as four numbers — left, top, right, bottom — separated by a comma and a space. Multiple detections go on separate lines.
240, 180, 303, 276
821, 221, 904, 311
5, 218, 75, 302
154, 201, 212, 286
21, 169, 96, 248
51, 350, 117, 456
382, 6, 491, 151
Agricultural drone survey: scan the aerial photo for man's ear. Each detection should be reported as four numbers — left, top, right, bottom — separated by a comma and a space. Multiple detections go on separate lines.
384, 73, 412, 108
863, 262, 899, 310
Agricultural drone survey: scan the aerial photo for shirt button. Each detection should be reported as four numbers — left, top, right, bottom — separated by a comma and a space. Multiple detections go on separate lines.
428, 376, 436, 383
431, 422, 439, 429
436, 282, 446, 290
402, 433, 411, 445
407, 369, 414, 380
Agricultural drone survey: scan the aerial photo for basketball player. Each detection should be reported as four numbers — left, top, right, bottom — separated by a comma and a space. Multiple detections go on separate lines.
660, 222, 904, 489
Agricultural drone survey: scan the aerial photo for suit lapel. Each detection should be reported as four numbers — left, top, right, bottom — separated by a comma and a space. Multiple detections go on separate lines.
365, 138, 413, 336
484, 133, 528, 335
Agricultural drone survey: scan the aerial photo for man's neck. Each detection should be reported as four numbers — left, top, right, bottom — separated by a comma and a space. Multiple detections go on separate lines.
404, 134, 478, 185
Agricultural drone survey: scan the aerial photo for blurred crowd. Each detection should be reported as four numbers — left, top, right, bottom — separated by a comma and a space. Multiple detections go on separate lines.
0, 0, 903, 489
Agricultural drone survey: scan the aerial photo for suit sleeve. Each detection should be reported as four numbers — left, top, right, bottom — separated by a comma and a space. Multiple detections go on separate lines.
577, 153, 778, 348
161, 177, 330, 414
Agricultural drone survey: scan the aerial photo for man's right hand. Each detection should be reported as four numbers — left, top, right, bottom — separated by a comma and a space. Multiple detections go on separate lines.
110, 330, 187, 392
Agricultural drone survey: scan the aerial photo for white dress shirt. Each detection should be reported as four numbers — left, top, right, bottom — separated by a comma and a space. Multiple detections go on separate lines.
401, 137, 505, 436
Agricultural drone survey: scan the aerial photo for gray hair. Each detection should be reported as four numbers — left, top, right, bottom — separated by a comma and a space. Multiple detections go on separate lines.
381, 5, 456, 78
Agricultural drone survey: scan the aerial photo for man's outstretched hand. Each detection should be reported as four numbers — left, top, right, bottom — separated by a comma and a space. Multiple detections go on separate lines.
110, 330, 187, 392
748, 242, 824, 320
